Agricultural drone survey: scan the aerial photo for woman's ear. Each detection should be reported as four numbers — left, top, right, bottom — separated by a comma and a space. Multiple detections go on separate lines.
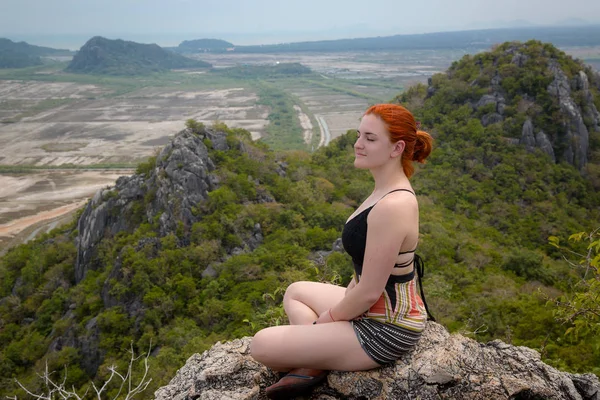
391, 140, 405, 158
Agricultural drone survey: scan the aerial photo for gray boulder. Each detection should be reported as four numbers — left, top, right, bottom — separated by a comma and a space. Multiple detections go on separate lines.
520, 119, 537, 148
154, 322, 600, 400
481, 112, 504, 127
536, 130, 556, 162
520, 120, 557, 162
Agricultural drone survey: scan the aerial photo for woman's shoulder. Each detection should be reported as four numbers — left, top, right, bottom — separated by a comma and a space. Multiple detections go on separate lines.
369, 190, 418, 223
379, 188, 418, 208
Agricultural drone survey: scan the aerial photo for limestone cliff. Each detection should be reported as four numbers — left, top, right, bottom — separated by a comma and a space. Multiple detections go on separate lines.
154, 322, 600, 400
75, 128, 224, 283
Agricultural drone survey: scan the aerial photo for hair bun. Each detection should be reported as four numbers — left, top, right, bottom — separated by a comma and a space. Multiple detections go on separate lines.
413, 130, 433, 163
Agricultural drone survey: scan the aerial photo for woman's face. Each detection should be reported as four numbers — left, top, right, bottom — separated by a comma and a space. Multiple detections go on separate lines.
354, 114, 401, 170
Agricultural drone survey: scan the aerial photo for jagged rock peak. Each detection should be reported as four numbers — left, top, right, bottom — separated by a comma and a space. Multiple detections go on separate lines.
74, 127, 226, 283
154, 322, 600, 400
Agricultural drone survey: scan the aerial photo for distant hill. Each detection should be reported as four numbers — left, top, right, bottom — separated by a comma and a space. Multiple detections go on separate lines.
227, 25, 600, 53
175, 38, 234, 53
399, 40, 600, 172
0, 38, 72, 68
0, 38, 71, 56
66, 36, 212, 75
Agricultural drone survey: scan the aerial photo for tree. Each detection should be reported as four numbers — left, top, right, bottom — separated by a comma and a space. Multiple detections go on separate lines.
8, 343, 152, 400
548, 228, 600, 336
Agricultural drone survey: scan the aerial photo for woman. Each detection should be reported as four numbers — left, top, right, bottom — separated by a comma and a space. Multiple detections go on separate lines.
250, 103, 434, 399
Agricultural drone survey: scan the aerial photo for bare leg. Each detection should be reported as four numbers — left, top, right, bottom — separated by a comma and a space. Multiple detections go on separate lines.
283, 281, 345, 325
251, 281, 380, 371
251, 321, 379, 371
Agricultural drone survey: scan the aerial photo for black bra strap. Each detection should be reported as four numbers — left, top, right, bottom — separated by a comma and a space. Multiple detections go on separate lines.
414, 254, 435, 322
394, 259, 413, 268
399, 249, 416, 255
379, 188, 415, 201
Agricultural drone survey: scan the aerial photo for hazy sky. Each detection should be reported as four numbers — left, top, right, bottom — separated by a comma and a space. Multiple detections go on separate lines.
2, 0, 600, 48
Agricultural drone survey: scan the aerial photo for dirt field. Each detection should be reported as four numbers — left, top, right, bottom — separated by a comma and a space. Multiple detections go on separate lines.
0, 84, 270, 165
0, 170, 130, 254
194, 50, 451, 79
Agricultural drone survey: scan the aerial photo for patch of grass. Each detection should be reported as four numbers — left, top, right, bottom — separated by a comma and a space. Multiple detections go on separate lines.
40, 142, 87, 152
253, 80, 307, 151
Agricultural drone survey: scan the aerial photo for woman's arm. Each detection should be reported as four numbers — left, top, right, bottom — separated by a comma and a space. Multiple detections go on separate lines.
345, 275, 357, 295
318, 193, 418, 323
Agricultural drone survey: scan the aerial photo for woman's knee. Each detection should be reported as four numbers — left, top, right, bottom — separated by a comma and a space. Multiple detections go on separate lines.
283, 281, 310, 305
250, 328, 275, 364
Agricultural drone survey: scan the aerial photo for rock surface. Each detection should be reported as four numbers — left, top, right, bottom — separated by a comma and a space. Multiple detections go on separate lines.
154, 322, 600, 400
547, 59, 590, 170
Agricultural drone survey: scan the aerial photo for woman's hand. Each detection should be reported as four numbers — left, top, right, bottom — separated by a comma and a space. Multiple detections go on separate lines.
315, 308, 337, 324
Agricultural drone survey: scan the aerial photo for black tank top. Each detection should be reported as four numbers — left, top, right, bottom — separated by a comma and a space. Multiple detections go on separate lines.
341, 189, 416, 268
341, 189, 436, 321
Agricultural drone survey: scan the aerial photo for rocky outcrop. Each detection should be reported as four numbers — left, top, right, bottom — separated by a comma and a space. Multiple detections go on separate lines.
476, 93, 506, 127
75, 129, 222, 282
574, 70, 600, 132
154, 322, 600, 400
536, 130, 556, 162
74, 127, 255, 283
547, 60, 590, 170
475, 93, 506, 114
520, 118, 556, 162
520, 119, 537, 147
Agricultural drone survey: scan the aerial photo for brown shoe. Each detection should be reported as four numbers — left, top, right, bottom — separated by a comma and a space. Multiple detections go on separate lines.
265, 368, 328, 399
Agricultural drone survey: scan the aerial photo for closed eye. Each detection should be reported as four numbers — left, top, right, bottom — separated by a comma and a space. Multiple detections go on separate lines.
357, 131, 375, 141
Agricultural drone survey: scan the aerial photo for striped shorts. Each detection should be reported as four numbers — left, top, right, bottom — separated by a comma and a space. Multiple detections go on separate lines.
351, 317, 422, 365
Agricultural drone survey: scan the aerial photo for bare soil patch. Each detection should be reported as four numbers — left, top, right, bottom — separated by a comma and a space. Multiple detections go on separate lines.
0, 170, 129, 253
0, 83, 270, 166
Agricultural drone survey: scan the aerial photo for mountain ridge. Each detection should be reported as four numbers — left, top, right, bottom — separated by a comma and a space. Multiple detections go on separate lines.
173, 25, 600, 53
0, 38, 72, 68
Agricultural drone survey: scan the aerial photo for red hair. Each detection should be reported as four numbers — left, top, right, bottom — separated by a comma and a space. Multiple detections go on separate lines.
364, 104, 433, 178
